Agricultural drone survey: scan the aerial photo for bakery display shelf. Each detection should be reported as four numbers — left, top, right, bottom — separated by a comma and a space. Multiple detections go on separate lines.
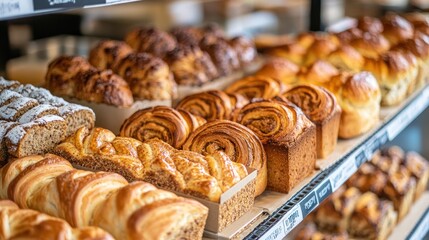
236, 85, 429, 240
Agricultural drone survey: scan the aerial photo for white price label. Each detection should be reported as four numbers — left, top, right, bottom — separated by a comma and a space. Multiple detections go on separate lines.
329, 156, 358, 191
282, 205, 303, 235
0, 0, 32, 18
262, 221, 285, 240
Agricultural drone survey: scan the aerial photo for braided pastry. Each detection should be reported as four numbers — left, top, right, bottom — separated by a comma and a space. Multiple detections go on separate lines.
0, 154, 208, 239
120, 106, 205, 148
282, 84, 341, 158
0, 200, 113, 240
225, 75, 287, 100
114, 53, 177, 100
124, 27, 177, 58
183, 120, 267, 196
234, 99, 316, 193
88, 40, 134, 70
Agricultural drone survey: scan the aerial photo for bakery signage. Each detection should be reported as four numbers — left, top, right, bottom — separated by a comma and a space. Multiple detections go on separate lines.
33, 0, 105, 10
315, 180, 332, 203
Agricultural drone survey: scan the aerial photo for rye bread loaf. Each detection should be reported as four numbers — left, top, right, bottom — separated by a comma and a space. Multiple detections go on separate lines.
0, 121, 19, 164
0, 97, 39, 121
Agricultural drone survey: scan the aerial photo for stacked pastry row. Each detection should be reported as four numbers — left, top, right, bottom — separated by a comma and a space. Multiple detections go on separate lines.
0, 78, 95, 164
296, 146, 429, 240
44, 24, 257, 107
0, 154, 208, 239
0, 200, 114, 240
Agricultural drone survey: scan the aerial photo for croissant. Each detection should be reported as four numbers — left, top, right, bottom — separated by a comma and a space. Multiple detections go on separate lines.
183, 120, 267, 196
225, 75, 287, 100
0, 200, 114, 240
175, 90, 235, 121
282, 84, 341, 158
114, 53, 177, 100
120, 106, 205, 148
0, 154, 209, 239
164, 45, 218, 86
88, 40, 134, 70
124, 27, 177, 58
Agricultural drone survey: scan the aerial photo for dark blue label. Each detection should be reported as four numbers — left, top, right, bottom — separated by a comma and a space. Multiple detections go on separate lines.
300, 192, 318, 216
355, 150, 367, 168
316, 180, 332, 203
33, 0, 105, 10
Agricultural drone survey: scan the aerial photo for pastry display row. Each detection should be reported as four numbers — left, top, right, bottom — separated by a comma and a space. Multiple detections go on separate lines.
295, 146, 429, 240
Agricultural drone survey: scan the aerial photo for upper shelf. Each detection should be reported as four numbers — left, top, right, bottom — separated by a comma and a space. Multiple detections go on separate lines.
0, 0, 140, 21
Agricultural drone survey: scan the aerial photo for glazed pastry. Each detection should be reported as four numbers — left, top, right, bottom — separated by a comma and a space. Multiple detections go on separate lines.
350, 32, 390, 58
363, 50, 418, 106
164, 44, 218, 86
348, 192, 397, 240
346, 163, 387, 196
200, 37, 240, 76
114, 52, 177, 100
298, 60, 339, 87
75, 69, 134, 107
234, 99, 316, 193
326, 45, 365, 72
295, 222, 349, 240
282, 84, 341, 158
0, 154, 208, 239
314, 186, 361, 232
228, 36, 257, 66
357, 16, 384, 33
225, 75, 287, 100
371, 150, 401, 176
183, 120, 267, 196
266, 42, 307, 65
403, 152, 429, 200
120, 106, 205, 148
176, 90, 235, 121
382, 14, 414, 46
255, 57, 300, 85
0, 200, 114, 240
325, 71, 381, 138
303, 37, 339, 66
124, 27, 177, 58
88, 40, 134, 70
335, 28, 363, 44
45, 56, 94, 96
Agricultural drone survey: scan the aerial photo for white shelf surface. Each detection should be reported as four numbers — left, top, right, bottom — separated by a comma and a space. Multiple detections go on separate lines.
208, 85, 429, 240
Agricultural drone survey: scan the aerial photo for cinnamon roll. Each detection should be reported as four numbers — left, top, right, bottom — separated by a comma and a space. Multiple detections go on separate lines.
114, 53, 177, 100
88, 40, 134, 70
182, 120, 267, 196
120, 106, 204, 148
164, 45, 218, 86
175, 90, 234, 121
45, 56, 93, 96
282, 84, 341, 158
234, 99, 316, 193
225, 75, 287, 100
124, 27, 177, 58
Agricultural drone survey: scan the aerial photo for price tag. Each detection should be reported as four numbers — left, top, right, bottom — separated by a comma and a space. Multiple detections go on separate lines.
32, 0, 104, 10
299, 192, 318, 216
330, 156, 357, 191
315, 179, 333, 203
354, 149, 367, 168
263, 221, 285, 240
282, 205, 303, 235
0, 0, 32, 18
407, 210, 429, 240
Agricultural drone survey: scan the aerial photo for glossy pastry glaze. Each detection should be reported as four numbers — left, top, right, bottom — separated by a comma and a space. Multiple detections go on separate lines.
225, 75, 287, 100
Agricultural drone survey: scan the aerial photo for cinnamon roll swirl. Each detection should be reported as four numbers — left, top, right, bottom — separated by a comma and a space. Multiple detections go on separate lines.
120, 106, 204, 148
88, 40, 134, 70
225, 75, 287, 100
175, 90, 233, 121
182, 120, 267, 196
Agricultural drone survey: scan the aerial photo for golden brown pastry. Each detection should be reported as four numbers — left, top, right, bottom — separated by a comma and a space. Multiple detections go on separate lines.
200, 36, 240, 76
75, 69, 134, 107
175, 90, 234, 121
225, 75, 287, 100
170, 26, 204, 46
348, 192, 397, 240
350, 32, 390, 58
120, 106, 205, 148
314, 186, 361, 232
295, 222, 349, 240
403, 152, 429, 200
0, 154, 208, 240
0, 200, 114, 240
326, 45, 365, 72
298, 60, 339, 87
183, 120, 267, 196
363, 50, 418, 106
88, 40, 134, 70
266, 42, 307, 65
255, 57, 300, 85
45, 56, 94, 96
164, 45, 218, 86
296, 32, 317, 50
346, 163, 387, 196
304, 38, 339, 66
227, 92, 250, 118
282, 84, 341, 158
335, 28, 363, 44
234, 99, 316, 193
114, 52, 177, 100
326, 71, 381, 138
371, 150, 401, 176
357, 16, 384, 33
228, 36, 257, 66
382, 14, 414, 46
124, 27, 177, 58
